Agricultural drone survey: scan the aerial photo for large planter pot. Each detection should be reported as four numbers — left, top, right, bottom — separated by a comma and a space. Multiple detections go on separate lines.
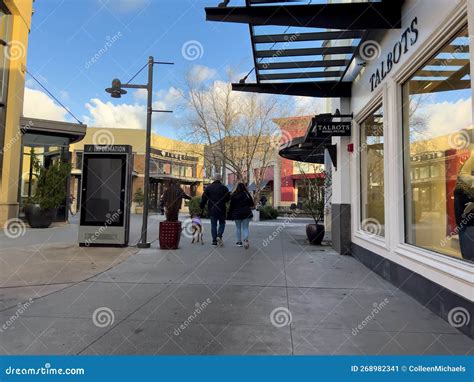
159, 221, 182, 250
24, 204, 57, 228
306, 223, 325, 245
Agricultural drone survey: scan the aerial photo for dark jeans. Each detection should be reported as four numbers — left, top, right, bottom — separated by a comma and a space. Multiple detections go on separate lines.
210, 214, 226, 242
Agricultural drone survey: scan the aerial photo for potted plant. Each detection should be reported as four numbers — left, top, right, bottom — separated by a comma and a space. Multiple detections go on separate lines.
159, 180, 184, 249
133, 188, 144, 214
300, 167, 332, 245
24, 157, 71, 228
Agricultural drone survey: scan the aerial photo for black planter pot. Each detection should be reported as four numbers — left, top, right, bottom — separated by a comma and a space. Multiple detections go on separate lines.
24, 204, 57, 228
306, 223, 325, 245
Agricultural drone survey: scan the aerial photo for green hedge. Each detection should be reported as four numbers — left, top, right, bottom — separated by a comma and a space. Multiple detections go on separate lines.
188, 196, 208, 218
260, 205, 278, 220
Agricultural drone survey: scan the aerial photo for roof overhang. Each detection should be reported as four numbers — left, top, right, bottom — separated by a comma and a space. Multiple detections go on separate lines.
21, 117, 87, 144
206, 1, 403, 30
205, 0, 405, 98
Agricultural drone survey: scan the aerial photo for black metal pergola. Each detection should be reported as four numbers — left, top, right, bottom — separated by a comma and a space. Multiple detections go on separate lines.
205, 0, 404, 98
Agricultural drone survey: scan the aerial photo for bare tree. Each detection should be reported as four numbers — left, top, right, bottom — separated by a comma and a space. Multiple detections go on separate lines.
181, 70, 285, 202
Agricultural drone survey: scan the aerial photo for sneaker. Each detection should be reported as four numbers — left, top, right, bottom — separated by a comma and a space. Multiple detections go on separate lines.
212, 241, 218, 247
236, 242, 243, 247
243, 240, 249, 249
217, 237, 224, 247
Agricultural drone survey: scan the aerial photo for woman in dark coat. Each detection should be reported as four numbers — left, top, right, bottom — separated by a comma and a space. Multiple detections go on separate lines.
228, 183, 254, 249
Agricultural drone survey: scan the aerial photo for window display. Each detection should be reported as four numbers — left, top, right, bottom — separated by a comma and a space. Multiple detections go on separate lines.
403, 26, 473, 261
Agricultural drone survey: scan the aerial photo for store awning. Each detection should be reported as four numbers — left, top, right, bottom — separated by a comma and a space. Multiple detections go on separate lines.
205, 0, 404, 97
279, 135, 330, 164
21, 117, 87, 144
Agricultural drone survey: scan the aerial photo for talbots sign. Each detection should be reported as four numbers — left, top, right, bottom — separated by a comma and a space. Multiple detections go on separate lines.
369, 17, 419, 92
315, 122, 351, 137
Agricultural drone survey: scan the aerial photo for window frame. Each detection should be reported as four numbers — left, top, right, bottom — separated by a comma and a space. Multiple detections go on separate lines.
400, 22, 472, 261
387, 5, 474, 277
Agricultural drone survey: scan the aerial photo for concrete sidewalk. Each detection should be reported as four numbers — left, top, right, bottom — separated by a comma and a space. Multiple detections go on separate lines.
0, 219, 472, 355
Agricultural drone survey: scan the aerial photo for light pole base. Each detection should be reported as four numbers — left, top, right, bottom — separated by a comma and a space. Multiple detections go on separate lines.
137, 242, 151, 249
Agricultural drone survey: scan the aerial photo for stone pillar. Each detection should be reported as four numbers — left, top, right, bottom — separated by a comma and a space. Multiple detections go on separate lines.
330, 98, 352, 255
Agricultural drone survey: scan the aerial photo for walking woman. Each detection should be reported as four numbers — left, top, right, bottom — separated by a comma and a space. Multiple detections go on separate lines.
228, 183, 254, 249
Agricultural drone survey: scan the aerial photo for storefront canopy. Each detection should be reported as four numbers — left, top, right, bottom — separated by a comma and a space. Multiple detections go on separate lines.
205, 0, 404, 97
279, 135, 329, 164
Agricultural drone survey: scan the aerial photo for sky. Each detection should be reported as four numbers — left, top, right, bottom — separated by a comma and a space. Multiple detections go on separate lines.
23, 0, 323, 139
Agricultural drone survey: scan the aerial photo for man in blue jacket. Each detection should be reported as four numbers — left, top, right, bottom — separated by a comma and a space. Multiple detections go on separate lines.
200, 174, 230, 247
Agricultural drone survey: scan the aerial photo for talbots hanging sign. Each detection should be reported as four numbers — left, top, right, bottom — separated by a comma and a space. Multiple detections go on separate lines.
369, 17, 419, 92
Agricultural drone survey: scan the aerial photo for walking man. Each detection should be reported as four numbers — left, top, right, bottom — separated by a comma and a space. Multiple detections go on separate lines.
200, 174, 230, 247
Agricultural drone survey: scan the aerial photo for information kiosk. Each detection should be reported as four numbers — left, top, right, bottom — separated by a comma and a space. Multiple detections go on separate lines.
78, 145, 133, 247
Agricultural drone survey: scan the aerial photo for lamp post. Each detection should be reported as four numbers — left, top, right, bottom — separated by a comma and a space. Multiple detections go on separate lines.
106, 56, 174, 248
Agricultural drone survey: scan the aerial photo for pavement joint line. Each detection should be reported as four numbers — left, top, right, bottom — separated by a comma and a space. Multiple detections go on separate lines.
0, 247, 141, 313
279, 229, 294, 355
75, 251, 226, 355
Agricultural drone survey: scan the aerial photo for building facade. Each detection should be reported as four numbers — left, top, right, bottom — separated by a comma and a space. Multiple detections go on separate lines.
205, 0, 474, 338
224, 116, 324, 209
70, 128, 205, 213
0, 0, 33, 226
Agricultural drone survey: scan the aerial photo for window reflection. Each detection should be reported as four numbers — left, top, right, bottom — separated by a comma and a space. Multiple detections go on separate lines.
360, 105, 385, 237
403, 26, 473, 261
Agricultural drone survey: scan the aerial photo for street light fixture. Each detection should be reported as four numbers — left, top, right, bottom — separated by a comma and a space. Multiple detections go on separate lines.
106, 56, 174, 249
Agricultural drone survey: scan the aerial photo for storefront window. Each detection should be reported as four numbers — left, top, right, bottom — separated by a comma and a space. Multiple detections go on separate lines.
360, 105, 385, 237
403, 26, 473, 262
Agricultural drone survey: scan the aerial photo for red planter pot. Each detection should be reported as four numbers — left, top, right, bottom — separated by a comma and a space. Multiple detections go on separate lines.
159, 221, 182, 250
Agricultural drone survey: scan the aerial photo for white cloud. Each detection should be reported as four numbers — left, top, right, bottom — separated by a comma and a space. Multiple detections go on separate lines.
23, 88, 69, 121
188, 65, 218, 84
133, 89, 147, 101
293, 96, 324, 116
83, 99, 146, 129
423, 98, 472, 137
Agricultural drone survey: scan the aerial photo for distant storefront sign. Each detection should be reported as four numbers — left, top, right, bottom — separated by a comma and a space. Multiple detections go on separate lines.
151, 148, 198, 162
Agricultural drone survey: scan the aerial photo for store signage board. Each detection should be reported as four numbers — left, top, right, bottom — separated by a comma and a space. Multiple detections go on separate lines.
309, 112, 353, 138
369, 17, 419, 92
84, 144, 132, 153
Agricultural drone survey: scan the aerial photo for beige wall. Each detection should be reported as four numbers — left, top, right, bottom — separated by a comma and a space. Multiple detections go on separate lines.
0, 0, 33, 225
